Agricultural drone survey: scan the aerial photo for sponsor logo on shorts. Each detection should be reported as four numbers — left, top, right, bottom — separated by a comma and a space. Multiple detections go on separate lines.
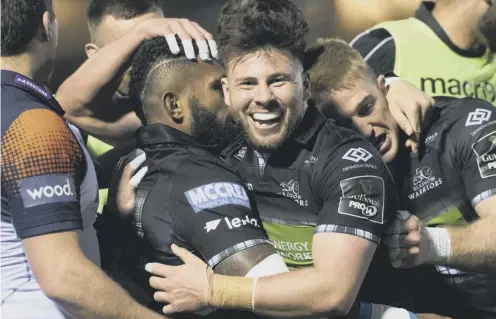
20, 174, 77, 208
465, 108, 492, 127
472, 131, 496, 178
408, 166, 443, 200
185, 182, 250, 213
338, 175, 385, 224
278, 180, 308, 207
342, 148, 373, 163
204, 215, 260, 233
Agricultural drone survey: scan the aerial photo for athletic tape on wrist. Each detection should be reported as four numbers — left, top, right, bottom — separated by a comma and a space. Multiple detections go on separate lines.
425, 227, 452, 264
210, 274, 254, 310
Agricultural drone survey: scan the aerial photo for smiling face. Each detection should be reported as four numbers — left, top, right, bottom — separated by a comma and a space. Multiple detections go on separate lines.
222, 49, 310, 152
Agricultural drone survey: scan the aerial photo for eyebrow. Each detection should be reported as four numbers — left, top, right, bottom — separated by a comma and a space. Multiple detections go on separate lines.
234, 72, 292, 84
354, 94, 376, 115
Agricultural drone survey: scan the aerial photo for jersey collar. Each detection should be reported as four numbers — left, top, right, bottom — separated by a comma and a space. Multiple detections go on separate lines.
415, 2, 486, 58
136, 123, 220, 152
291, 102, 328, 145
1, 70, 65, 116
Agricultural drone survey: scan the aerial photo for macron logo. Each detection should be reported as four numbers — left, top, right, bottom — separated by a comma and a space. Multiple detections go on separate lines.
185, 182, 250, 213
20, 175, 77, 208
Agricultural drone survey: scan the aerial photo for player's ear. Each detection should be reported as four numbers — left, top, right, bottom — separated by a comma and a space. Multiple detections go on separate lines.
377, 74, 387, 95
163, 92, 184, 123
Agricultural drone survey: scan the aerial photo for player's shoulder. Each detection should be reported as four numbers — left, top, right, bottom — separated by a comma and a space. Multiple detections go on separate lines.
316, 120, 382, 163
432, 96, 495, 135
350, 28, 393, 48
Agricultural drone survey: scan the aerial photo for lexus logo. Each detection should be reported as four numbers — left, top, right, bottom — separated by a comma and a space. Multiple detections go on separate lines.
342, 148, 373, 163
465, 109, 491, 127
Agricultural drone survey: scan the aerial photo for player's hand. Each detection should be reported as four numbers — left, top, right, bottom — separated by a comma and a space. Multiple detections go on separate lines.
115, 149, 147, 217
416, 314, 451, 319
383, 211, 433, 268
146, 244, 213, 314
135, 18, 218, 61
386, 78, 435, 152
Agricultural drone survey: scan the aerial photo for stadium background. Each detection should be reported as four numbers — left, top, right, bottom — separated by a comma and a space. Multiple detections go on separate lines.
52, 0, 428, 91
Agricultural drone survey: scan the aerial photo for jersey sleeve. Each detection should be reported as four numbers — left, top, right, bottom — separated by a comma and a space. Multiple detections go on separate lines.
168, 157, 270, 268
448, 99, 496, 209
1, 109, 84, 238
314, 139, 397, 245
350, 28, 396, 76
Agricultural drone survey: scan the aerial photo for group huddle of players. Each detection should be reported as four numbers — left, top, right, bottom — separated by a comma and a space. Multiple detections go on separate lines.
2, 0, 496, 319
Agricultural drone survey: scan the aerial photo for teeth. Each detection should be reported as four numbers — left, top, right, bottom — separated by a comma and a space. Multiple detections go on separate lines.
252, 112, 281, 121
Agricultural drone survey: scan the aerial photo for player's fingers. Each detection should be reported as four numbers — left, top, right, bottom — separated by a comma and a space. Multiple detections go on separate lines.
405, 215, 421, 233
163, 304, 178, 314
154, 291, 170, 303
409, 246, 420, 256
178, 19, 210, 60
168, 22, 195, 59
390, 104, 415, 137
171, 244, 205, 265
146, 262, 175, 278
191, 21, 217, 59
191, 21, 214, 40
121, 151, 146, 185
405, 103, 422, 140
129, 166, 148, 188
165, 32, 180, 55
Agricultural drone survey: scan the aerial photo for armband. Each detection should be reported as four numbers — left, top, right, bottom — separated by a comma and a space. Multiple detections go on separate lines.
361, 303, 417, 319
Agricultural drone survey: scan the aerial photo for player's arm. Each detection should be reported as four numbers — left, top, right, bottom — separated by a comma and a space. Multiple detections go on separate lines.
1, 110, 164, 319
147, 141, 401, 317
57, 18, 216, 138
169, 157, 287, 276
387, 99, 496, 273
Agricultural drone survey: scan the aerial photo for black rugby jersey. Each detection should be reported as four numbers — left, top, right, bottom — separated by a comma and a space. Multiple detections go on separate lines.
392, 96, 496, 319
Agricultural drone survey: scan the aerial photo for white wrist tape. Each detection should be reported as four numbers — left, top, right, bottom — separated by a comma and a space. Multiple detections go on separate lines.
371, 303, 416, 319
425, 227, 452, 264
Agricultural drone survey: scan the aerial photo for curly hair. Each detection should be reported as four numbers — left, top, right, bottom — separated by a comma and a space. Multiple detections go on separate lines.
217, 0, 309, 67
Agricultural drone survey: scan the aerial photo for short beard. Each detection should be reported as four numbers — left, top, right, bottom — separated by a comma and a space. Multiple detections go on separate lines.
190, 101, 241, 150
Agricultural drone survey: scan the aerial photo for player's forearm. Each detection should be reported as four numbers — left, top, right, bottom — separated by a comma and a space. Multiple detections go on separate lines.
441, 215, 496, 273
65, 112, 141, 140
50, 255, 165, 319
210, 266, 356, 317
56, 28, 145, 116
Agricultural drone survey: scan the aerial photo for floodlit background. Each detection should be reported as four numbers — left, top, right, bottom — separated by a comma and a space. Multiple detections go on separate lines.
52, 0, 426, 89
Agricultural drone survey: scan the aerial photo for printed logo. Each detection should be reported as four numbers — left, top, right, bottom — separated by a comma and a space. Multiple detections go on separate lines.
19, 174, 77, 208
234, 147, 248, 160
246, 183, 253, 191
184, 182, 250, 213
204, 219, 222, 233
472, 131, 496, 178
271, 239, 312, 262
15, 75, 51, 99
224, 215, 260, 229
304, 156, 319, 166
342, 148, 373, 163
465, 108, 491, 127
408, 166, 443, 200
425, 132, 438, 144
338, 176, 385, 224
278, 180, 308, 207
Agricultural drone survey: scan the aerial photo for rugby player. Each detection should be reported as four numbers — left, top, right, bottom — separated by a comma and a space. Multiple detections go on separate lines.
351, 0, 496, 105
0, 0, 166, 318
307, 38, 496, 319
117, 36, 290, 317
131, 1, 447, 318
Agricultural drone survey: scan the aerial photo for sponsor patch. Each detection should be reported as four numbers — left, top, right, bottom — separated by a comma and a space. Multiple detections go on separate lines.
472, 131, 496, 179
338, 175, 385, 224
204, 215, 260, 233
465, 108, 491, 127
184, 182, 250, 213
19, 174, 77, 208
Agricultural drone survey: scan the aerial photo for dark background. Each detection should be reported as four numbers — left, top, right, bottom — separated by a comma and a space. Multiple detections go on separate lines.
52, 0, 423, 89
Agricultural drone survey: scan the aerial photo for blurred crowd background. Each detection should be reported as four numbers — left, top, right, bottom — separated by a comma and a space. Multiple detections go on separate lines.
52, 0, 427, 89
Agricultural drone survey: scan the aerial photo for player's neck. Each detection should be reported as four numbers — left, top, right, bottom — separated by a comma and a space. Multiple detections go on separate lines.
432, 3, 482, 50
1, 53, 46, 84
